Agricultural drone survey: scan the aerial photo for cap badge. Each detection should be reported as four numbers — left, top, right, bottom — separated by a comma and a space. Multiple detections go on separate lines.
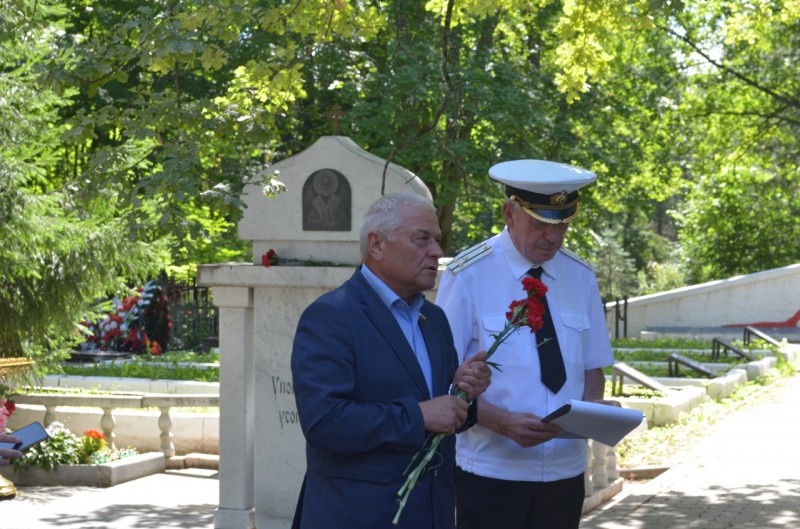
550, 191, 568, 206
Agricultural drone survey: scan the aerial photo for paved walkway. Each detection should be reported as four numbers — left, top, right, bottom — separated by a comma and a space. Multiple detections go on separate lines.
2, 373, 799, 529
1, 468, 221, 529
581, 372, 800, 529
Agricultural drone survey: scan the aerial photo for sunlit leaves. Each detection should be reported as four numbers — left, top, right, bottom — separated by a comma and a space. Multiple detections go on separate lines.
3, 0, 799, 311
672, 0, 800, 281
224, 61, 306, 110
425, 0, 550, 25
255, 0, 386, 41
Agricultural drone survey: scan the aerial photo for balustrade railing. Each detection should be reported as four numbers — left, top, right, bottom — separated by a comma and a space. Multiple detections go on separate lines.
586, 440, 620, 498
11, 390, 219, 457
13, 388, 619, 500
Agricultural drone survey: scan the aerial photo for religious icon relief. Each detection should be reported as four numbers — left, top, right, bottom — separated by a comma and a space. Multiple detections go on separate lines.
302, 168, 351, 231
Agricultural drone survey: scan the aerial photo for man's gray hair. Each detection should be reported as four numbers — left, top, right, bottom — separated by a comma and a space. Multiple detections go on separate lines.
360, 193, 436, 260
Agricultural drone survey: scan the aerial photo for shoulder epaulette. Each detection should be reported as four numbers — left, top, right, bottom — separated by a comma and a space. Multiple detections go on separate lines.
446, 242, 492, 273
560, 248, 596, 272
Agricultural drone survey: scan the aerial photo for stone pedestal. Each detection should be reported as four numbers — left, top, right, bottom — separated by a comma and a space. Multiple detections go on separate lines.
213, 286, 256, 529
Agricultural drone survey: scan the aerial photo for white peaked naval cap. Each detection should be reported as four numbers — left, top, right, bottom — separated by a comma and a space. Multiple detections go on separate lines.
489, 159, 596, 224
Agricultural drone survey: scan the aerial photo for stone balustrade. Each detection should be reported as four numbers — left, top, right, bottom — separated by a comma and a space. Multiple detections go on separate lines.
11, 390, 219, 458
12, 387, 620, 511
583, 439, 624, 513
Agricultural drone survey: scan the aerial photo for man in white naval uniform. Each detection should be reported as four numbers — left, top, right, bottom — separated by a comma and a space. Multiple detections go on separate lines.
436, 159, 616, 529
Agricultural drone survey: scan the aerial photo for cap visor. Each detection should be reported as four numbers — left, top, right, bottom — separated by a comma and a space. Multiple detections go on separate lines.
522, 205, 578, 224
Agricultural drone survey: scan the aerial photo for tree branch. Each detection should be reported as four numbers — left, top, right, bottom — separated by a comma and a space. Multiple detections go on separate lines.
380, 0, 456, 194
665, 24, 800, 111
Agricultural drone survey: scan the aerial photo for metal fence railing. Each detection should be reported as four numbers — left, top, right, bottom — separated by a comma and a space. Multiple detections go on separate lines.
163, 281, 218, 352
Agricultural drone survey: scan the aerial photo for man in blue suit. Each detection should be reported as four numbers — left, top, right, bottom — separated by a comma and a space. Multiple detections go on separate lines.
291, 192, 492, 529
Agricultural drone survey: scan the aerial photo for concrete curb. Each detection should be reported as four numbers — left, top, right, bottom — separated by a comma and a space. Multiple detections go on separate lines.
0, 452, 165, 487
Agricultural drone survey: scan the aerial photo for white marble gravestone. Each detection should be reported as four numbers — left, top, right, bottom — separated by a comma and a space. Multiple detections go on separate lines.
199, 136, 432, 529
239, 135, 431, 265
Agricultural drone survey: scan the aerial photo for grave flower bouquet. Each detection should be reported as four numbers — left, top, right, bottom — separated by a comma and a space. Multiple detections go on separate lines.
393, 276, 548, 524
262, 249, 279, 267
79, 280, 170, 354
79, 430, 108, 463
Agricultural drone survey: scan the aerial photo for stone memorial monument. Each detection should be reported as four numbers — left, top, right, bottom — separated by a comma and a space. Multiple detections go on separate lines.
199, 136, 432, 528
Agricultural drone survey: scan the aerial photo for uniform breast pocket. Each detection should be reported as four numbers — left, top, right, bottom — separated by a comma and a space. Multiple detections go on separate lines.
558, 311, 590, 366
481, 313, 533, 367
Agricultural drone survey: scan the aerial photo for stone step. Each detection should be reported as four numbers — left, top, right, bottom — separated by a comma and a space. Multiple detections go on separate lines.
641, 326, 800, 343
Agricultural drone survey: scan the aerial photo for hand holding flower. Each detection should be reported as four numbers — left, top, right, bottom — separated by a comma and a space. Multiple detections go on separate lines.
451, 349, 492, 400
418, 395, 470, 436
393, 277, 549, 525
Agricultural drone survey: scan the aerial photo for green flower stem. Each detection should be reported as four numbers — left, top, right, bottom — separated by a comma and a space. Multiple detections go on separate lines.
485, 313, 526, 369
393, 388, 470, 525
393, 432, 444, 524
392, 306, 528, 524
486, 324, 517, 360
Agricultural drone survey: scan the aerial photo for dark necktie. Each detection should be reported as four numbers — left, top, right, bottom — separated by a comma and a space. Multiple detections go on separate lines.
529, 267, 566, 394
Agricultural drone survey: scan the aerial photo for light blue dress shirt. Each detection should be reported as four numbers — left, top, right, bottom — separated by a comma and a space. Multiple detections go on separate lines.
361, 265, 434, 397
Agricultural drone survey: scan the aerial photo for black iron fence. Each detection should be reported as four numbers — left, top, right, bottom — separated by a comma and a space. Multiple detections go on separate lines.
163, 281, 218, 352
604, 297, 628, 340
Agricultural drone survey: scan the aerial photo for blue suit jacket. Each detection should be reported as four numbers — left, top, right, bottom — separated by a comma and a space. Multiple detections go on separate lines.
291, 268, 475, 529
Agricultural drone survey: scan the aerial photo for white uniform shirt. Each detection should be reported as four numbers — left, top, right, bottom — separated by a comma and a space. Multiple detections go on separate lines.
436, 228, 614, 482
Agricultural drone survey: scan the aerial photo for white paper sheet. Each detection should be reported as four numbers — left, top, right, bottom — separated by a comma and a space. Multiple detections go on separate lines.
541, 399, 644, 446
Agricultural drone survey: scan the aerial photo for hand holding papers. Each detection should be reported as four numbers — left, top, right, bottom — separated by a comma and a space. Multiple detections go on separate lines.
542, 399, 644, 446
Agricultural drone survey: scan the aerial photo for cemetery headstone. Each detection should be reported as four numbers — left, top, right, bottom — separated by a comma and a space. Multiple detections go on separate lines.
238, 135, 430, 265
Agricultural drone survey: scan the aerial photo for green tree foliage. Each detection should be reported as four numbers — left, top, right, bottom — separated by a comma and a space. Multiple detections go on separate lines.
2, 0, 799, 370
39, 0, 274, 265
672, 0, 800, 282
594, 228, 639, 301
0, 0, 167, 366
290, 0, 688, 258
